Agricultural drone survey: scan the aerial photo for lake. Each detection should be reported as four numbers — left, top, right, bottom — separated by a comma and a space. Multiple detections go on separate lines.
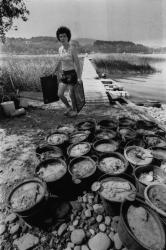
109, 54, 166, 104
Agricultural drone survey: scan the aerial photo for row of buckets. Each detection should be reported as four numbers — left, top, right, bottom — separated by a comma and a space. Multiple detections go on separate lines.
7, 117, 166, 249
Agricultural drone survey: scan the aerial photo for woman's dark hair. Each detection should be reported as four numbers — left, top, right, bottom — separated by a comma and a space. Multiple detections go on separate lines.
56, 26, 71, 41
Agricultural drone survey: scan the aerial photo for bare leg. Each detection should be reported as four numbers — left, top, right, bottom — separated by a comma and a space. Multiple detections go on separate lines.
58, 82, 71, 109
68, 85, 77, 111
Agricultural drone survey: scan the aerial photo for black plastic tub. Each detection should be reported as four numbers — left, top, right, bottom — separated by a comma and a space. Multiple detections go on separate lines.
68, 156, 97, 194
36, 144, 64, 161
97, 119, 118, 131
118, 117, 136, 128
97, 152, 129, 176
94, 128, 117, 141
35, 158, 70, 198
97, 174, 137, 216
118, 198, 166, 250
7, 178, 48, 219
69, 130, 92, 144
46, 131, 69, 154
76, 119, 97, 134
92, 139, 120, 156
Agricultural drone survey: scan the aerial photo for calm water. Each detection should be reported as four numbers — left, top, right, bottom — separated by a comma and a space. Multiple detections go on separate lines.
113, 54, 166, 104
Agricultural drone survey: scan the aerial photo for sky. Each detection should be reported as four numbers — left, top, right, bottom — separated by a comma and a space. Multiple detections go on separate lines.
7, 0, 166, 47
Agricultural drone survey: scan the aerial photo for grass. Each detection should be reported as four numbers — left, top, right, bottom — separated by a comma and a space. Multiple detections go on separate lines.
1, 55, 84, 93
0, 53, 163, 93
92, 54, 159, 78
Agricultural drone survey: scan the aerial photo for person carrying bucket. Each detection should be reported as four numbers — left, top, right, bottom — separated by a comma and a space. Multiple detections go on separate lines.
54, 26, 82, 117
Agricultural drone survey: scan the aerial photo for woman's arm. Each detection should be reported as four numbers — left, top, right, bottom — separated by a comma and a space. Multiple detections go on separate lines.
71, 47, 82, 82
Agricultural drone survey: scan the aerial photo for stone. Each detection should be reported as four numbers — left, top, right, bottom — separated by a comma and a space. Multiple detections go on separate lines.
88, 232, 111, 250
69, 225, 75, 231
99, 223, 106, 232
81, 245, 89, 250
114, 233, 122, 250
108, 232, 114, 241
83, 195, 88, 203
13, 233, 39, 250
96, 215, 103, 223
57, 223, 67, 236
52, 230, 57, 236
74, 246, 81, 250
105, 216, 111, 225
85, 209, 91, 218
9, 223, 20, 235
73, 220, 79, 226
0, 224, 6, 235
67, 242, 75, 248
89, 229, 95, 235
71, 229, 85, 245
93, 204, 104, 214
5, 213, 17, 224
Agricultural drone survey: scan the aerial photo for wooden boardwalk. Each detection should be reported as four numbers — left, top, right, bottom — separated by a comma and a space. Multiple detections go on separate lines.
82, 57, 110, 104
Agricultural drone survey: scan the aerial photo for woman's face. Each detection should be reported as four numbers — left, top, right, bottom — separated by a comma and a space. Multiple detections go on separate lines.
59, 33, 69, 44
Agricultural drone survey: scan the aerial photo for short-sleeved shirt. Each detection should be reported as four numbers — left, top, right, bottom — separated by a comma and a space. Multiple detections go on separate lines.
59, 45, 75, 71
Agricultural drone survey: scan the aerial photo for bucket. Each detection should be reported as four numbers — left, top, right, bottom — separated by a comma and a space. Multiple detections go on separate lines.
1, 101, 15, 117
134, 164, 166, 197
7, 178, 49, 223
118, 197, 166, 250
11, 108, 26, 117
36, 144, 64, 161
96, 174, 136, 216
68, 156, 97, 195
35, 158, 70, 199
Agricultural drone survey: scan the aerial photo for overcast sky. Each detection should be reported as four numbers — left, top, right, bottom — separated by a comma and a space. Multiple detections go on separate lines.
7, 0, 166, 47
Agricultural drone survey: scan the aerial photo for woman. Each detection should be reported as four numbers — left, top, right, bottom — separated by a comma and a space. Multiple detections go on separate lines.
54, 26, 82, 117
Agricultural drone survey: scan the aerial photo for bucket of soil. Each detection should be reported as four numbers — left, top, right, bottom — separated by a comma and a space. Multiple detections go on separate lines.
124, 146, 153, 168
118, 127, 136, 142
143, 135, 166, 148
136, 119, 158, 130
118, 117, 136, 128
97, 152, 128, 177
7, 178, 48, 222
76, 118, 97, 134
144, 183, 166, 218
94, 128, 117, 141
35, 158, 69, 198
118, 197, 166, 250
134, 165, 166, 197
46, 131, 69, 153
36, 144, 64, 161
97, 119, 118, 131
92, 139, 119, 156
69, 130, 92, 144
150, 147, 166, 162
92, 175, 136, 216
67, 142, 91, 160
56, 123, 75, 134
68, 156, 97, 194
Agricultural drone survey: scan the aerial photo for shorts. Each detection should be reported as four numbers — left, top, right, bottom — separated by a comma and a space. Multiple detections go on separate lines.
61, 70, 78, 86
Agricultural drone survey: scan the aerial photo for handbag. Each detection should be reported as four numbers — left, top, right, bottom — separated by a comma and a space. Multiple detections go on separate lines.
40, 75, 59, 104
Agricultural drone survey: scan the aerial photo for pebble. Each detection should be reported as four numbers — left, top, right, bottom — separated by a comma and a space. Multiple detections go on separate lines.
0, 224, 6, 235
85, 209, 91, 218
93, 204, 104, 214
69, 225, 75, 231
13, 233, 39, 250
108, 232, 114, 241
81, 245, 89, 250
5, 213, 17, 224
96, 215, 103, 223
71, 229, 85, 245
89, 229, 95, 235
88, 232, 111, 250
74, 246, 81, 250
9, 223, 20, 235
99, 223, 106, 232
52, 230, 57, 236
105, 216, 111, 225
67, 242, 75, 248
58, 223, 67, 236
114, 233, 122, 250
83, 195, 88, 203
73, 220, 79, 226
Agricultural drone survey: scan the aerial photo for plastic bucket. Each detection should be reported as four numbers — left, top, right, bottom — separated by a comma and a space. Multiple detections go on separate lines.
35, 158, 70, 199
134, 164, 166, 197
68, 156, 97, 194
7, 178, 49, 223
118, 197, 166, 250
98, 174, 136, 216
1, 101, 15, 116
